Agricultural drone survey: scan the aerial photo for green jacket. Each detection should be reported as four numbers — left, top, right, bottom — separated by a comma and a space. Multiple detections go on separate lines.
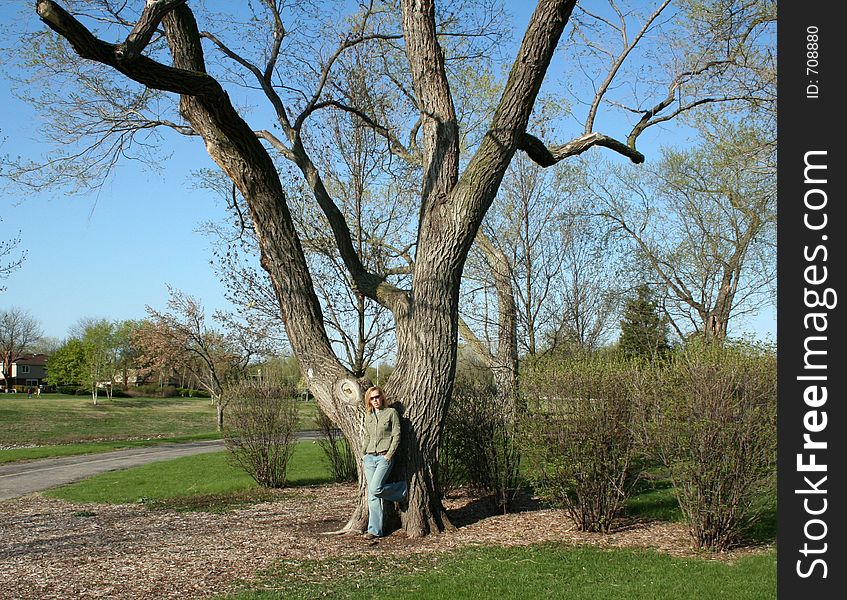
362, 407, 401, 458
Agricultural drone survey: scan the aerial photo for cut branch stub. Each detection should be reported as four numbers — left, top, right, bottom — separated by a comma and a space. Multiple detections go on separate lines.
333, 376, 363, 408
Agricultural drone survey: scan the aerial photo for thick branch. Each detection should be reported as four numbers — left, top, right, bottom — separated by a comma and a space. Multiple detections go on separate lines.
519, 131, 644, 166
36, 0, 219, 97
454, 0, 578, 227
199, 34, 403, 312
116, 0, 187, 63
401, 0, 460, 207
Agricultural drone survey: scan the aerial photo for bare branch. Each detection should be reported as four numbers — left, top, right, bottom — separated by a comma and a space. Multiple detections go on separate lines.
584, 0, 672, 133
307, 100, 418, 164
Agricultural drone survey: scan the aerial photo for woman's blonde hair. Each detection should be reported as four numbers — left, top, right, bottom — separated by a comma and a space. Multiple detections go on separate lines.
363, 386, 389, 412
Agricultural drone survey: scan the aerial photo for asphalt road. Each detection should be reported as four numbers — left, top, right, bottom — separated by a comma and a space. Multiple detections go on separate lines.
0, 432, 321, 502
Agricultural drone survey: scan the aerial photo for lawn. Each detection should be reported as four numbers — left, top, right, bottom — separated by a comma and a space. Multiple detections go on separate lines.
45, 442, 335, 506
0, 393, 219, 445
224, 544, 776, 600
0, 393, 319, 461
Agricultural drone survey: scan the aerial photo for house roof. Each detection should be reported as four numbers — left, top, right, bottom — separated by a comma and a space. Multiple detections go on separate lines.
12, 353, 48, 367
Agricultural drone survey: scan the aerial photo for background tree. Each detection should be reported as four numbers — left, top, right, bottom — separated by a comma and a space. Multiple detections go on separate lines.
44, 337, 86, 387
113, 319, 143, 391
618, 284, 670, 359
78, 318, 117, 404
135, 288, 271, 429
0, 307, 43, 390
594, 120, 776, 338
22, 0, 774, 537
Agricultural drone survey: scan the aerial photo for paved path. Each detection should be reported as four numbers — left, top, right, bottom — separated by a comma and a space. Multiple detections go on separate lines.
0, 433, 321, 501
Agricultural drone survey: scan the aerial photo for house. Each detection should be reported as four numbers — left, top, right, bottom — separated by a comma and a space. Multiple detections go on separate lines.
1, 353, 48, 391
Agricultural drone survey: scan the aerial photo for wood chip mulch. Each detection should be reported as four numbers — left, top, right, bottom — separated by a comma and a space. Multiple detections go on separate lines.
0, 484, 772, 600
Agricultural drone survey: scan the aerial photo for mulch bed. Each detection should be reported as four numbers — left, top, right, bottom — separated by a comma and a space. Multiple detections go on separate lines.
0, 484, 772, 599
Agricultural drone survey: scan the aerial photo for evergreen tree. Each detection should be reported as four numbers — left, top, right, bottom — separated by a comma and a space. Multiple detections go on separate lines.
619, 284, 670, 359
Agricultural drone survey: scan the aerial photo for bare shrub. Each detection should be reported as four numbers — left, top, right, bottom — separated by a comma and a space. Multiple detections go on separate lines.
640, 339, 777, 550
223, 376, 299, 488
438, 380, 521, 512
521, 354, 643, 533
314, 407, 356, 483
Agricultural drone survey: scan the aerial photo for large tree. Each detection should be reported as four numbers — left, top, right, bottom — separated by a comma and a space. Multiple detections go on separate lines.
44, 337, 87, 387
26, 0, 772, 536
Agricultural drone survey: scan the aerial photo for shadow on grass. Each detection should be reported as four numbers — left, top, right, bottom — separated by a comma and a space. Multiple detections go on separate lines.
741, 495, 777, 546
625, 477, 682, 522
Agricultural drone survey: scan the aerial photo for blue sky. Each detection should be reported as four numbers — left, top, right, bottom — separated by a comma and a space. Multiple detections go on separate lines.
0, 13, 232, 341
0, 2, 775, 344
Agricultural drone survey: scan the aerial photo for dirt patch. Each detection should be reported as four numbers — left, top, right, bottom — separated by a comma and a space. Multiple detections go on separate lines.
0, 484, 771, 599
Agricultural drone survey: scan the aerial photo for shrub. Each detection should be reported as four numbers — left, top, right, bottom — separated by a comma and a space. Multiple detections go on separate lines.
57, 385, 81, 395
521, 354, 644, 533
314, 407, 357, 483
639, 340, 777, 551
132, 383, 178, 397
439, 380, 521, 512
223, 376, 299, 488
176, 387, 211, 398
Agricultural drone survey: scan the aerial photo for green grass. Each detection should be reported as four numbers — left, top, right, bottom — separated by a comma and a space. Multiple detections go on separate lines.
0, 393, 220, 445
0, 393, 319, 461
222, 543, 776, 600
36, 434, 775, 598
45, 441, 334, 507
0, 432, 220, 464
624, 476, 682, 522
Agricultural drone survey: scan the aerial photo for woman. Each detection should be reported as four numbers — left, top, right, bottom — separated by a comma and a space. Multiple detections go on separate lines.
361, 385, 407, 539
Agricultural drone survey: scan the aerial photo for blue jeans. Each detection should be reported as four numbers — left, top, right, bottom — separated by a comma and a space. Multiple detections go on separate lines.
362, 453, 407, 536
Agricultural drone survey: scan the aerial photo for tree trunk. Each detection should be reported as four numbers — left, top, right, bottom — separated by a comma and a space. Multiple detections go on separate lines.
386, 299, 458, 535
216, 398, 224, 431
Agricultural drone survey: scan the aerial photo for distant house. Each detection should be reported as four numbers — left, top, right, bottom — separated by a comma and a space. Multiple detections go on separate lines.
1, 353, 48, 390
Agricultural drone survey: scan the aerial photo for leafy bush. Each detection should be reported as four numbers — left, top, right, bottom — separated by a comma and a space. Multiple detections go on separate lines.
223, 376, 299, 488
176, 387, 211, 398
638, 340, 777, 550
57, 385, 81, 395
521, 354, 644, 532
131, 384, 178, 398
314, 407, 357, 483
439, 380, 521, 512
